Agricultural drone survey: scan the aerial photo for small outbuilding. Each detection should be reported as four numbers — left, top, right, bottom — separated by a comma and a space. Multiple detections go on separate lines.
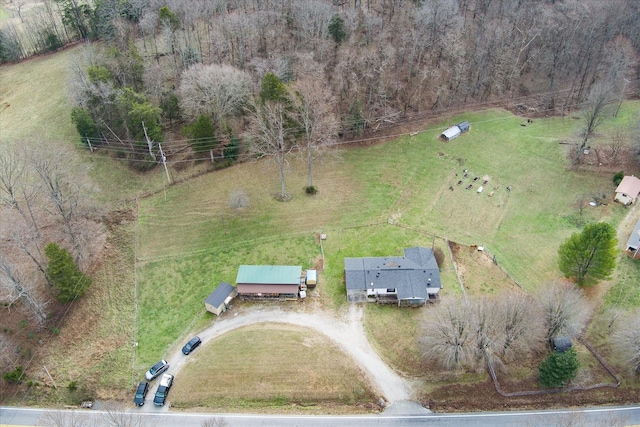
614, 175, 640, 206
305, 269, 317, 288
204, 282, 237, 316
441, 126, 461, 141
236, 265, 302, 299
626, 218, 640, 259
552, 336, 573, 353
457, 121, 470, 133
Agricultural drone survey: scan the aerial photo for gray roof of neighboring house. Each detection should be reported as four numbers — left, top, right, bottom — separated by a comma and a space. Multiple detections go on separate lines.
205, 282, 235, 308
344, 247, 441, 300
627, 218, 640, 251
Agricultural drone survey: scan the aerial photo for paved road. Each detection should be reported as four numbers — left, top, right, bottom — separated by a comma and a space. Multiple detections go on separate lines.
2, 404, 640, 426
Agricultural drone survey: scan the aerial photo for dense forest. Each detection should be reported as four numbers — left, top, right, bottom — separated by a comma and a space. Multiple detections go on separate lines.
1, 0, 639, 166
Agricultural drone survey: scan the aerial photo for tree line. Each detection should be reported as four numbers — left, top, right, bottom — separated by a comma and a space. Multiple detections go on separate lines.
4, 1, 638, 171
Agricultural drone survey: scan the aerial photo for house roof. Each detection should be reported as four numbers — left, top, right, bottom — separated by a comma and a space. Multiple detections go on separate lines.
344, 247, 441, 300
441, 126, 461, 139
627, 218, 640, 251
205, 282, 235, 308
236, 265, 302, 285
615, 176, 640, 198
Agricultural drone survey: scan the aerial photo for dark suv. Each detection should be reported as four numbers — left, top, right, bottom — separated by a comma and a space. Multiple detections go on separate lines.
145, 359, 169, 381
133, 381, 149, 406
182, 336, 202, 355
153, 373, 174, 406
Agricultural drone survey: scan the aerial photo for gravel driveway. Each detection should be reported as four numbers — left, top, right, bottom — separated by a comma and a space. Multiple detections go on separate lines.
163, 304, 412, 405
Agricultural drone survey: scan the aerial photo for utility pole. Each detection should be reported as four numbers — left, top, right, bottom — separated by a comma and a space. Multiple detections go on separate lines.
158, 143, 172, 184
141, 121, 157, 161
86, 138, 93, 152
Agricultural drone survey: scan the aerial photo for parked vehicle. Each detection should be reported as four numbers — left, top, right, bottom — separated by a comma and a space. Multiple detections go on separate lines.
145, 359, 169, 381
153, 373, 174, 406
133, 381, 149, 406
182, 336, 202, 355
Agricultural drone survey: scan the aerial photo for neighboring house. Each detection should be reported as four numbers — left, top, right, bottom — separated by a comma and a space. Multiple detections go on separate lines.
626, 218, 640, 259
344, 247, 442, 306
614, 175, 640, 206
204, 282, 237, 316
440, 121, 470, 141
236, 265, 302, 299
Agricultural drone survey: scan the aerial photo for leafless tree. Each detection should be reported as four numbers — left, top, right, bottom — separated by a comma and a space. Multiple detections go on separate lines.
494, 292, 545, 362
536, 281, 590, 344
178, 63, 251, 123
578, 82, 614, 159
38, 410, 94, 427
31, 152, 83, 262
422, 297, 474, 369
611, 311, 640, 376
0, 149, 50, 284
201, 417, 229, 427
0, 253, 48, 324
291, 73, 339, 190
246, 100, 296, 200
100, 402, 149, 427
0, 334, 17, 372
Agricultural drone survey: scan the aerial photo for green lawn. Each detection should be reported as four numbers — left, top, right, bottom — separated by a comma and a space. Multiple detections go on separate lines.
136, 103, 639, 372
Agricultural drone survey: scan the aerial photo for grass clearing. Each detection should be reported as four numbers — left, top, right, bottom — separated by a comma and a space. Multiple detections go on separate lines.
136, 104, 640, 401
170, 323, 378, 412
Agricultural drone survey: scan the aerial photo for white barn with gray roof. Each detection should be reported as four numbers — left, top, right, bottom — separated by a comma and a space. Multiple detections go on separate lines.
626, 218, 640, 259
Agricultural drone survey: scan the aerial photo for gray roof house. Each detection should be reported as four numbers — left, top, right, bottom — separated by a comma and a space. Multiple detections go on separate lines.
344, 247, 442, 306
205, 282, 237, 316
626, 218, 640, 259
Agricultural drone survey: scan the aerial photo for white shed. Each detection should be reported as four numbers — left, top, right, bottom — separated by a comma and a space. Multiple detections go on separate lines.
441, 126, 461, 141
305, 269, 317, 288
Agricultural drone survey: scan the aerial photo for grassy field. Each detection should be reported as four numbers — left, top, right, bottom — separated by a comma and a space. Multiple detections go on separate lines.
3, 46, 640, 409
170, 324, 378, 412
135, 102, 639, 397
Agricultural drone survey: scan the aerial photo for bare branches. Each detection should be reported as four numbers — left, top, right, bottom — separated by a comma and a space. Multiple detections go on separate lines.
178, 63, 251, 123
611, 311, 640, 376
537, 281, 590, 344
0, 253, 49, 324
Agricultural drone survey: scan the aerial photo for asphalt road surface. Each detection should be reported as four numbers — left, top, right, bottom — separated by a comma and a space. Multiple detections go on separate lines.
2, 404, 640, 427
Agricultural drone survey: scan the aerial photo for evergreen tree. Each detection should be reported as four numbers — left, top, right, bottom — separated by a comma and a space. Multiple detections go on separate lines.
260, 73, 288, 104
182, 115, 217, 153
45, 243, 92, 303
558, 222, 617, 286
328, 14, 346, 45
539, 348, 580, 388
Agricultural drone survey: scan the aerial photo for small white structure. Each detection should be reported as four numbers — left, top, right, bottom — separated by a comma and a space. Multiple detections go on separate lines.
305, 269, 317, 288
614, 176, 640, 206
626, 218, 640, 259
441, 126, 461, 141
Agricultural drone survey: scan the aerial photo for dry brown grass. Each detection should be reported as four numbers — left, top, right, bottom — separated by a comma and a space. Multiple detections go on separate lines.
170, 323, 379, 412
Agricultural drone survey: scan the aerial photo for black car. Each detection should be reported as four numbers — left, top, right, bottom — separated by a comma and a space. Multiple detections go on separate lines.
145, 359, 169, 381
153, 374, 174, 406
133, 381, 149, 406
182, 336, 202, 355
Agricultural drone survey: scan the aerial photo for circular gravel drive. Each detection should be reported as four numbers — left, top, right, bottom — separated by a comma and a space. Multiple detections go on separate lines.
166, 304, 412, 404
